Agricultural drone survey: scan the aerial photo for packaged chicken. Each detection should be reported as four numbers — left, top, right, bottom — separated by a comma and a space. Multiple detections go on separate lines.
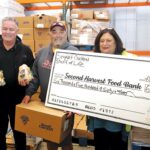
0, 70, 6, 86
18, 64, 33, 83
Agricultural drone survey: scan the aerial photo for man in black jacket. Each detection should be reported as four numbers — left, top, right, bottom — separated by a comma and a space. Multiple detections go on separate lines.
0, 17, 34, 150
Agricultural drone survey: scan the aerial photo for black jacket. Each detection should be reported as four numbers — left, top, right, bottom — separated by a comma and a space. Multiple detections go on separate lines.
0, 35, 34, 105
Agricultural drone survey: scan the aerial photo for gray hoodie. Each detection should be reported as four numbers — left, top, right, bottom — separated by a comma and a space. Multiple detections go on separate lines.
26, 42, 78, 102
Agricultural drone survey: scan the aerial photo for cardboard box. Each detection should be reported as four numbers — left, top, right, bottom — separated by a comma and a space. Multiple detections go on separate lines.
34, 40, 50, 52
94, 10, 110, 21
71, 10, 93, 20
22, 40, 35, 53
71, 34, 95, 45
34, 14, 57, 28
70, 19, 110, 45
71, 19, 108, 33
131, 127, 150, 144
15, 101, 71, 143
18, 28, 34, 40
80, 10, 93, 20
15, 16, 33, 28
73, 115, 93, 140
34, 28, 50, 40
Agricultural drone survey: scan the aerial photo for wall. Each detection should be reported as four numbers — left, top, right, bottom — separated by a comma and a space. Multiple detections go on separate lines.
111, 6, 150, 51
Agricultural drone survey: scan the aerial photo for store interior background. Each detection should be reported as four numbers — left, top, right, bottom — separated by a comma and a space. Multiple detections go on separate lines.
23, 0, 150, 53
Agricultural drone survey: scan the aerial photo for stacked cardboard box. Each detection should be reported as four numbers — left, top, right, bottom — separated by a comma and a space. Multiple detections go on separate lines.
70, 19, 105, 45
33, 14, 57, 53
16, 16, 34, 53
15, 15, 57, 56
131, 127, 150, 144
70, 9, 110, 45
94, 9, 110, 21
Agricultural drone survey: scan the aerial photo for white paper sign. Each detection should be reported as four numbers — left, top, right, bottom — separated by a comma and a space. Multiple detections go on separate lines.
45, 50, 150, 129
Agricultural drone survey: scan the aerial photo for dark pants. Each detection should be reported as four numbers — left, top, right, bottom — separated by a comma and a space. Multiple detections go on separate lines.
94, 128, 127, 150
141, 147, 150, 150
0, 103, 26, 150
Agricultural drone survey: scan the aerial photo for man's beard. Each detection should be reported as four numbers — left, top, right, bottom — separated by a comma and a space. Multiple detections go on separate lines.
52, 41, 63, 48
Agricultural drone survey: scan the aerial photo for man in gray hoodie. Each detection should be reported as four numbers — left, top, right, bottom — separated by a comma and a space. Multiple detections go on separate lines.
22, 21, 78, 150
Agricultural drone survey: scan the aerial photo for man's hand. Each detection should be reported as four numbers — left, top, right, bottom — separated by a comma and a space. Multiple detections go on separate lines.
19, 79, 29, 86
22, 95, 31, 104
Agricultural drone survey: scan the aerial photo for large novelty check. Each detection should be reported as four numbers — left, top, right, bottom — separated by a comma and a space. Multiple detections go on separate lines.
45, 50, 150, 129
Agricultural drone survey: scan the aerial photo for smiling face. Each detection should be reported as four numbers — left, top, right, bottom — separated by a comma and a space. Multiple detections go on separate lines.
99, 32, 116, 54
2, 20, 18, 43
50, 26, 67, 49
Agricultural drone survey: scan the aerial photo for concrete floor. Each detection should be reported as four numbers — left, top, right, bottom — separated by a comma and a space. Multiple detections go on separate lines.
37, 142, 94, 150
7, 142, 133, 150
7, 142, 94, 150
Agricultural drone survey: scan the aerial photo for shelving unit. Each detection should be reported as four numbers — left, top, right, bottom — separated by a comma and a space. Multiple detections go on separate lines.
17, 0, 107, 4
17, 0, 150, 10
16, 0, 150, 55
16, 0, 150, 56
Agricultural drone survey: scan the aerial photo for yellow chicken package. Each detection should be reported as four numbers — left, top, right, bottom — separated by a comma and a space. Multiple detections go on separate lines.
0, 70, 6, 86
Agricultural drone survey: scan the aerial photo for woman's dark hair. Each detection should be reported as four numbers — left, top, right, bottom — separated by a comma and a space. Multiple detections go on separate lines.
94, 28, 125, 55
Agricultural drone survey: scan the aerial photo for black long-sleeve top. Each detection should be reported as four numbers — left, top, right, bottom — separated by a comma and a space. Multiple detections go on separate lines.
0, 35, 34, 105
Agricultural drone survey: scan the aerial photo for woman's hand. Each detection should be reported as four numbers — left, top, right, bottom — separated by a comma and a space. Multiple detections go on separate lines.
65, 111, 73, 119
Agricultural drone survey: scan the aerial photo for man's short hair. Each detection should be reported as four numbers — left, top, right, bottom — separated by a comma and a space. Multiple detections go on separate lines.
2, 17, 18, 27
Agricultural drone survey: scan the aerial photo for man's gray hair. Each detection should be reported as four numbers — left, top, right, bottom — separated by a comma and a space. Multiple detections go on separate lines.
2, 17, 18, 27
